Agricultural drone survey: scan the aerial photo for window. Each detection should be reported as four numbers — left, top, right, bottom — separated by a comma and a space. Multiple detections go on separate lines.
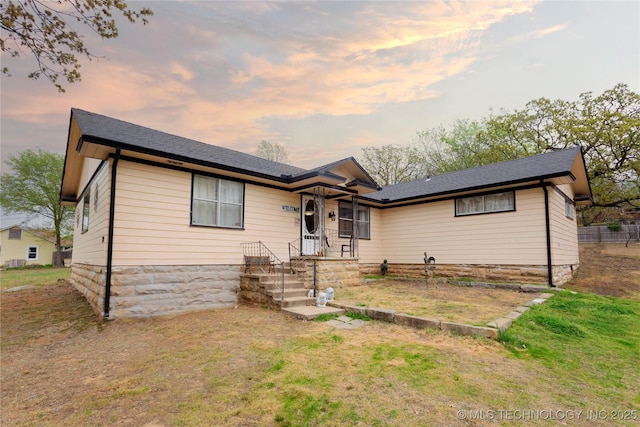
192, 175, 244, 228
94, 185, 99, 212
8, 227, 22, 240
338, 201, 370, 239
26, 246, 38, 260
456, 191, 515, 216
565, 200, 575, 219
82, 191, 90, 232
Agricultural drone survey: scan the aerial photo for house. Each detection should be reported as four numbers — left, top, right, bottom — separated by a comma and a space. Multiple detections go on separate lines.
0, 226, 58, 267
60, 109, 592, 318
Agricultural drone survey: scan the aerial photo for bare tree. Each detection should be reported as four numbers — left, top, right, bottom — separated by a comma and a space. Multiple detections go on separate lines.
358, 144, 428, 186
255, 140, 290, 164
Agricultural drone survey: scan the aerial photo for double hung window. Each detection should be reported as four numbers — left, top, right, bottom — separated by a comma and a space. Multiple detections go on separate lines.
338, 201, 370, 239
26, 246, 38, 260
192, 175, 244, 228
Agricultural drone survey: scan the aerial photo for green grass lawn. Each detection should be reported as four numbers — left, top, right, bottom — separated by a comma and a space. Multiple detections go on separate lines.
2, 262, 639, 426
0, 267, 70, 289
170, 290, 640, 426
501, 290, 640, 409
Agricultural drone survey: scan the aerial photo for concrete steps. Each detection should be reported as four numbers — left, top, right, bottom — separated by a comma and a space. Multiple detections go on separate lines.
255, 271, 318, 308
267, 288, 310, 299
241, 270, 345, 320
279, 296, 317, 308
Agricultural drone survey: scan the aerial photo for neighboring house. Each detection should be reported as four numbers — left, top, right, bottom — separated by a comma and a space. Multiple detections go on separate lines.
0, 226, 57, 267
60, 109, 592, 318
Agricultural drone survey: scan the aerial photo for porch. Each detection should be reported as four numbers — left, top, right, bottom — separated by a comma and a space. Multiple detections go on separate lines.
239, 240, 360, 319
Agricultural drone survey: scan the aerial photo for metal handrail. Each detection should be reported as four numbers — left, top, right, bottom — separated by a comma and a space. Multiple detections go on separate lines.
241, 241, 285, 299
288, 238, 305, 274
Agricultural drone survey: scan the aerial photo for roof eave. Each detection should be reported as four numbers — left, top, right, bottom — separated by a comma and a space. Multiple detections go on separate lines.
79, 135, 295, 185
362, 172, 574, 206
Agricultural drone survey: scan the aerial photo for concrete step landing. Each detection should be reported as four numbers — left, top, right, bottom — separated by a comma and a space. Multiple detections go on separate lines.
282, 305, 345, 320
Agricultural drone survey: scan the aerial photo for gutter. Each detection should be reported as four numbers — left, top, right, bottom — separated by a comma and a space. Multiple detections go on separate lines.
104, 147, 121, 318
542, 182, 555, 287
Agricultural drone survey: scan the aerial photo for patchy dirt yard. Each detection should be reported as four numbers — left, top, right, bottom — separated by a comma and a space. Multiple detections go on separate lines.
334, 280, 540, 325
568, 243, 640, 298
1, 243, 638, 426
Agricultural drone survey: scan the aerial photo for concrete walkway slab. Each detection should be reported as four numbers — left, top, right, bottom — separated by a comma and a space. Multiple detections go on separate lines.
282, 305, 344, 320
325, 316, 368, 329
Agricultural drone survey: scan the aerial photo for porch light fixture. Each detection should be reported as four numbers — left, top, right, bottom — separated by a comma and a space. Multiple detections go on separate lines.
328, 210, 336, 221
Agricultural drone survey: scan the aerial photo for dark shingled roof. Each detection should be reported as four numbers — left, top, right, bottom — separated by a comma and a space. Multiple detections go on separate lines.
73, 108, 308, 181
71, 109, 582, 200
362, 146, 583, 203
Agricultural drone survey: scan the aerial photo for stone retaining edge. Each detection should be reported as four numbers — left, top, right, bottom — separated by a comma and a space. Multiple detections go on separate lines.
328, 291, 556, 340
327, 302, 499, 339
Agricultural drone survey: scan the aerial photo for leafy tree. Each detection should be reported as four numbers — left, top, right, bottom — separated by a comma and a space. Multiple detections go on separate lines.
413, 119, 488, 175
358, 144, 428, 186
408, 84, 639, 223
0, 149, 72, 266
255, 140, 290, 164
1, 0, 153, 92
477, 83, 639, 221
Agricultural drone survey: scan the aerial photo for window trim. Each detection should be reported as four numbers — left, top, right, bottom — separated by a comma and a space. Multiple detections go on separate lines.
565, 200, 575, 219
26, 245, 39, 261
81, 191, 90, 233
338, 201, 370, 240
190, 174, 245, 229
455, 190, 516, 217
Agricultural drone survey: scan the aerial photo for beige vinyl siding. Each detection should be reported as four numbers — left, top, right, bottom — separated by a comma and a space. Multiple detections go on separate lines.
323, 199, 341, 253
72, 160, 110, 266
357, 206, 384, 262
319, 199, 382, 259
549, 184, 579, 265
372, 188, 547, 265
242, 187, 300, 257
78, 158, 104, 196
111, 161, 301, 265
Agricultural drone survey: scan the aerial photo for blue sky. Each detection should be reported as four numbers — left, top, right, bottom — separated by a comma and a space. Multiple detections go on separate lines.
1, 1, 638, 226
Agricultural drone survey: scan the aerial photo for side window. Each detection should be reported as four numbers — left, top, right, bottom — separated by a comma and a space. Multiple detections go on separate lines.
26, 246, 39, 260
565, 200, 575, 219
82, 191, 90, 232
191, 175, 244, 228
94, 184, 99, 213
8, 227, 22, 240
338, 201, 370, 239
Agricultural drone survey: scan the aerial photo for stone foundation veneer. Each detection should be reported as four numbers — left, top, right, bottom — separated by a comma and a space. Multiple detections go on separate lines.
359, 262, 578, 286
292, 257, 360, 289
71, 264, 241, 318
71, 264, 107, 317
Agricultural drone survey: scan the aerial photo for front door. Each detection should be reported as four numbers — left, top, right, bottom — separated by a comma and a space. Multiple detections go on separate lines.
302, 195, 323, 255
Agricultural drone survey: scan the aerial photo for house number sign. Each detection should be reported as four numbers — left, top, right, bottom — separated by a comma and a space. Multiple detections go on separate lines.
281, 205, 300, 213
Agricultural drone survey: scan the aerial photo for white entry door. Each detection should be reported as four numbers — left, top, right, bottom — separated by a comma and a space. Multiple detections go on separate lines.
302, 195, 323, 255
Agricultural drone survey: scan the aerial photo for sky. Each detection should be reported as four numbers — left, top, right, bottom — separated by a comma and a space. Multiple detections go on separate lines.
1, 0, 639, 226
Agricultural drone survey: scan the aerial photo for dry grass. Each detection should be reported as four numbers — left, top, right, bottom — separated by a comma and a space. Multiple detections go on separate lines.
1, 243, 639, 426
568, 243, 640, 298
335, 279, 539, 325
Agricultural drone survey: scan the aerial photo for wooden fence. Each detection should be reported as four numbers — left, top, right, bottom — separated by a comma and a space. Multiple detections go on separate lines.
578, 224, 640, 243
